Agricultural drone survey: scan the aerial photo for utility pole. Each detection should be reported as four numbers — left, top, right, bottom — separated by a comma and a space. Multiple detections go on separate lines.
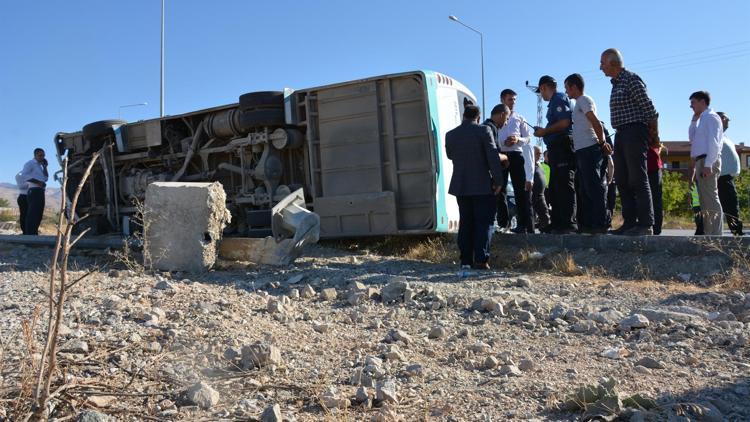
448, 16, 485, 114
525, 81, 544, 146
160, 0, 165, 117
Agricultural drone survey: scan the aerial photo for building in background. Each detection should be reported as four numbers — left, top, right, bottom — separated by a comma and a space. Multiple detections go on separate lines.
661, 141, 750, 179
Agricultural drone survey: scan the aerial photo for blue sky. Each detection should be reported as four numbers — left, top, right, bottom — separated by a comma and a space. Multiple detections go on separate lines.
1, 0, 749, 183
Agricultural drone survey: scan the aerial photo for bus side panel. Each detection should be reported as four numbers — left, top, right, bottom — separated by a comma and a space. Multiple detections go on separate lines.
306, 73, 437, 238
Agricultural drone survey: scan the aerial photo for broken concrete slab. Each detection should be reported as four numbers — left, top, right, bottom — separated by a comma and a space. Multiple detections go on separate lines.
144, 182, 231, 272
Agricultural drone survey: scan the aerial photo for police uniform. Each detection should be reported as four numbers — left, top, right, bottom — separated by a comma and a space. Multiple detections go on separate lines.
543, 92, 577, 232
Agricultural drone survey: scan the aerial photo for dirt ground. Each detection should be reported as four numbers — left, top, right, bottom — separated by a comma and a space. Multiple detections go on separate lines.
0, 237, 748, 421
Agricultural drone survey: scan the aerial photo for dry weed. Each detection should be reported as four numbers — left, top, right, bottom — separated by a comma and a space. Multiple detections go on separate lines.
549, 252, 583, 276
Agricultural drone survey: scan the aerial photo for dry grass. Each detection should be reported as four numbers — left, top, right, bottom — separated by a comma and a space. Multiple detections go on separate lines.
549, 252, 584, 276
322, 235, 457, 264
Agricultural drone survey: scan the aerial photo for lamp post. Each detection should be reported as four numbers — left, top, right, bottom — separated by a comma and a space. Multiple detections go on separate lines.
160, 0, 165, 117
119, 102, 148, 119
448, 15, 485, 114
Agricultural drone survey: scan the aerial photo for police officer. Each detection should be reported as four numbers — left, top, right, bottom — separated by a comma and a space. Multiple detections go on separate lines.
533, 76, 576, 234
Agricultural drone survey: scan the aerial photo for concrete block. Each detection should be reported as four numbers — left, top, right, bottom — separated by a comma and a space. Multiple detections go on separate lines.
144, 182, 231, 272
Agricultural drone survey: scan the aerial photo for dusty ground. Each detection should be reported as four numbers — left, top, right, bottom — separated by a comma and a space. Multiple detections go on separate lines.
0, 238, 749, 421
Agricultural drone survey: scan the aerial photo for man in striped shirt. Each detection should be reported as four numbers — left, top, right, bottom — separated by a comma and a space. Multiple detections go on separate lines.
600, 48, 659, 236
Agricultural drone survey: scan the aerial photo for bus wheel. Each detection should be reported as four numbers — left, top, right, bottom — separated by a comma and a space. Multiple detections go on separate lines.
239, 91, 284, 111
82, 119, 127, 140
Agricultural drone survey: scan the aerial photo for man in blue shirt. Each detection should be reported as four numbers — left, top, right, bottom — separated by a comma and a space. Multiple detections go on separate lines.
533, 76, 576, 233
716, 112, 744, 236
20, 148, 48, 235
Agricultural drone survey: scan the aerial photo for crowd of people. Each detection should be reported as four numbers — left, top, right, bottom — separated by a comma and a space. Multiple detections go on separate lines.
445, 48, 745, 270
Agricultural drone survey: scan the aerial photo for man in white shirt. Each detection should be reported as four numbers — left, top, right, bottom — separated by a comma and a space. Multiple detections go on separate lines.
496, 89, 534, 233
564, 74, 612, 234
688, 91, 723, 236
14, 171, 29, 234
20, 148, 49, 235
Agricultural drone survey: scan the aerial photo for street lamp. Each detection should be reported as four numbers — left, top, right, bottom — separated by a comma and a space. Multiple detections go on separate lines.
160, 0, 165, 117
448, 15, 485, 114
119, 102, 148, 119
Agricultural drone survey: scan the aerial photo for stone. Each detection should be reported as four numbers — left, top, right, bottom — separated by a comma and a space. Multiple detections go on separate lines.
572, 320, 599, 334
355, 386, 371, 403
588, 309, 624, 325
62, 340, 89, 354
550, 304, 569, 321
518, 358, 535, 372
381, 278, 409, 303
321, 386, 350, 409
186, 381, 220, 409
404, 364, 423, 377
516, 277, 532, 288
286, 274, 305, 285
387, 329, 413, 345
301, 284, 316, 299
600, 347, 629, 359
348, 291, 368, 306
499, 365, 522, 377
635, 308, 698, 323
154, 280, 175, 290
384, 344, 406, 361
77, 410, 110, 422
376, 378, 398, 404
516, 310, 536, 323
320, 288, 338, 301
241, 342, 282, 369
260, 404, 283, 422
144, 182, 231, 272
312, 321, 330, 334
634, 365, 652, 375
87, 395, 115, 408
619, 314, 650, 330
484, 356, 499, 369
428, 326, 447, 339
267, 299, 285, 314
635, 357, 665, 369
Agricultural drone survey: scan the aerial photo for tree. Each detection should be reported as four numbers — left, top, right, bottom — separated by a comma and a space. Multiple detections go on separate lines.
661, 169, 690, 217
0, 198, 10, 207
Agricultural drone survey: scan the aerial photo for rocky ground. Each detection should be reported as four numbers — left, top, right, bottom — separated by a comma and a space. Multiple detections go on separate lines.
0, 239, 749, 421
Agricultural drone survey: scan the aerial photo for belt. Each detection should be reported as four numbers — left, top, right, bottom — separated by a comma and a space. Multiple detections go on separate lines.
694, 154, 707, 160
614, 122, 647, 130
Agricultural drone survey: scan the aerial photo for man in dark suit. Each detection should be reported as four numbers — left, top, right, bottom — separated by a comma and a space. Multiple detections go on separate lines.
446, 105, 507, 270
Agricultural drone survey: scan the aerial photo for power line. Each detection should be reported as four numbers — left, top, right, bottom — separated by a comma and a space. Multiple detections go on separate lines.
635, 51, 750, 73
626, 40, 750, 66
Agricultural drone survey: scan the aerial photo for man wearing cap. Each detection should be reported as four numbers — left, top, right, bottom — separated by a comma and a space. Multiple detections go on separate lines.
716, 111, 744, 236
497, 89, 534, 234
446, 105, 506, 270
533, 75, 576, 234
600, 48, 659, 235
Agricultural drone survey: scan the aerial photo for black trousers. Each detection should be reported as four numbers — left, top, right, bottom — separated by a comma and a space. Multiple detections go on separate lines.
648, 169, 663, 235
606, 183, 617, 228
693, 206, 704, 235
614, 123, 654, 228
25, 187, 45, 236
496, 178, 510, 229
502, 151, 532, 231
547, 135, 577, 230
718, 174, 744, 234
532, 165, 550, 228
17, 194, 28, 235
457, 195, 497, 265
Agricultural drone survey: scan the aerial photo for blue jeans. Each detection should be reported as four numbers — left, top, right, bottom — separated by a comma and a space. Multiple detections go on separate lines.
575, 144, 608, 229
456, 195, 497, 265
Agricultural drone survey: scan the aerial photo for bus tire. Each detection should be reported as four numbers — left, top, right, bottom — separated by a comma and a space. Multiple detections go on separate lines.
239, 91, 284, 110
82, 119, 126, 140
238, 109, 285, 129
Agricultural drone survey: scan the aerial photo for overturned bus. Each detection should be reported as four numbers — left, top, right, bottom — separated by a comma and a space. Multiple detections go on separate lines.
54, 70, 476, 239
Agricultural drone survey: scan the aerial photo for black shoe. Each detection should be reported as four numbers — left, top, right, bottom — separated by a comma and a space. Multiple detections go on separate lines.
511, 226, 527, 234
551, 227, 575, 235
582, 226, 608, 235
472, 262, 490, 270
539, 225, 552, 234
624, 226, 653, 236
609, 224, 635, 235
